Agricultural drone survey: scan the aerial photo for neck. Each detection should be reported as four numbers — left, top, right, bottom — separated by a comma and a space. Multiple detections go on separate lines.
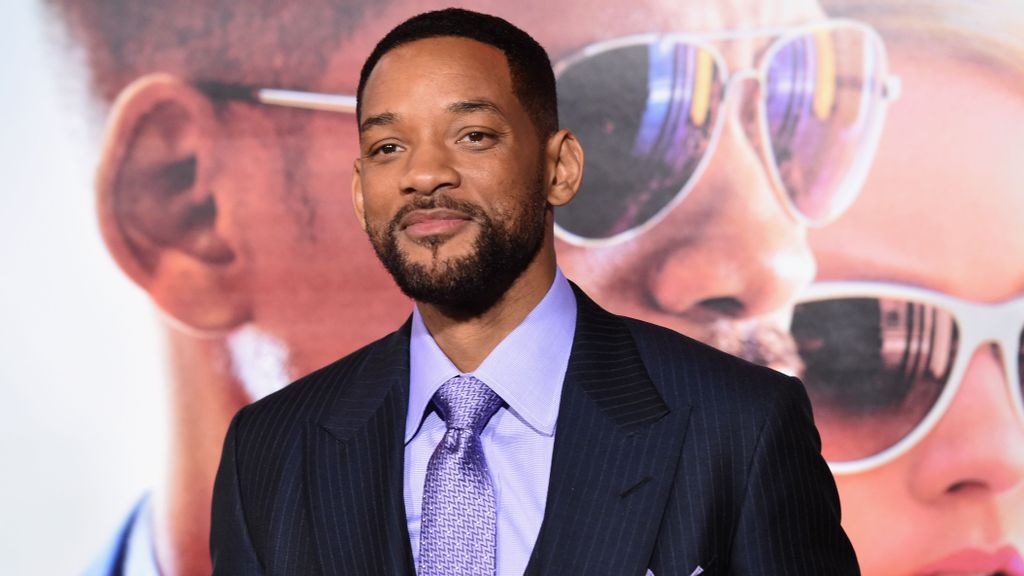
417, 248, 557, 372
153, 331, 251, 576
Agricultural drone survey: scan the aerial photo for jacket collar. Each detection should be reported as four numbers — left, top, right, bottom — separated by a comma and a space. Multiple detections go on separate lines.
310, 319, 416, 574
524, 285, 692, 574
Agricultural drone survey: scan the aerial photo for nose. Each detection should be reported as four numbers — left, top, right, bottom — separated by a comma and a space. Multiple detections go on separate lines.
646, 85, 816, 321
909, 345, 1024, 500
398, 140, 460, 196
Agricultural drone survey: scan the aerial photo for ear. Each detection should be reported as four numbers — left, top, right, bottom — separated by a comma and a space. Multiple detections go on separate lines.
96, 73, 251, 332
351, 158, 368, 232
543, 128, 584, 207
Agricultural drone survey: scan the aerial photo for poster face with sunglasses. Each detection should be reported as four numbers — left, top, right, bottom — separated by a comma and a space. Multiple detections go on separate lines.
4, 0, 1023, 574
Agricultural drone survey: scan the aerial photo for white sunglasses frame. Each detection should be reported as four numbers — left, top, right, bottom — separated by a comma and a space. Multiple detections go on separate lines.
552, 18, 901, 247
796, 281, 1024, 475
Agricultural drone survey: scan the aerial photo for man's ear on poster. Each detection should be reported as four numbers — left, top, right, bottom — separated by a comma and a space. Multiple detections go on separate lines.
96, 73, 253, 333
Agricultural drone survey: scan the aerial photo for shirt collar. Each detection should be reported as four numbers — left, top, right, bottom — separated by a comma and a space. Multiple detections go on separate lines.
406, 269, 577, 442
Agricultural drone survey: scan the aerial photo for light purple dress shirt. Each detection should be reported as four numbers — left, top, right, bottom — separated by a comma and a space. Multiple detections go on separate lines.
404, 269, 577, 576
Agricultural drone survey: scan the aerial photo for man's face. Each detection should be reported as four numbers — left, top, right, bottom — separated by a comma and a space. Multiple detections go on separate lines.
354, 37, 549, 316
226, 0, 830, 390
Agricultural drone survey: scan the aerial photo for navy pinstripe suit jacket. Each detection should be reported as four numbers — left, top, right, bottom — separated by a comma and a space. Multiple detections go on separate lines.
211, 286, 859, 575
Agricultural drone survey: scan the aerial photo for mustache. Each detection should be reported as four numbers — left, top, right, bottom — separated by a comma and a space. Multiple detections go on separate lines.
387, 195, 489, 232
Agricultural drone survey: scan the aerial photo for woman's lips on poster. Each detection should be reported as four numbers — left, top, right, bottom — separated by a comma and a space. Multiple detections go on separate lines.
400, 209, 473, 240
917, 545, 1024, 576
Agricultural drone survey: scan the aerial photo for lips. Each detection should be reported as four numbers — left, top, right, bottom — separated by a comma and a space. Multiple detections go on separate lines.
918, 546, 1024, 576
399, 208, 473, 240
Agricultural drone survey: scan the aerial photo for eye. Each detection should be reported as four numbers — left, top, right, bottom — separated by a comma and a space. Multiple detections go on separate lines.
369, 142, 402, 157
458, 130, 496, 146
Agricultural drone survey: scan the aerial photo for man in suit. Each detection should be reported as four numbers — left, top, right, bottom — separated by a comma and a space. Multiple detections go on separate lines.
210, 8, 858, 575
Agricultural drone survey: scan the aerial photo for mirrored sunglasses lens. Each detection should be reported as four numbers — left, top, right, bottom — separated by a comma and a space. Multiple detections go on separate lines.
765, 26, 888, 223
556, 41, 723, 239
790, 296, 958, 462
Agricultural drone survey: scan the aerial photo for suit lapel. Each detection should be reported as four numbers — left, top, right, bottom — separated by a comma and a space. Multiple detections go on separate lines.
526, 287, 693, 575
306, 321, 415, 575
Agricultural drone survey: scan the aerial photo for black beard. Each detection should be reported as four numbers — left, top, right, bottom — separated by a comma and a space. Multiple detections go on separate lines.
367, 185, 547, 318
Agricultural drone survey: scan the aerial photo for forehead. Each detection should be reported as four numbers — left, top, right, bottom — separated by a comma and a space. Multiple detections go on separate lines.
359, 36, 515, 115
322, 0, 825, 92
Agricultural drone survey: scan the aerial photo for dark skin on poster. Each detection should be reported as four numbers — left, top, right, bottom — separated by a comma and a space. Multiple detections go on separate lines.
49, 0, 873, 574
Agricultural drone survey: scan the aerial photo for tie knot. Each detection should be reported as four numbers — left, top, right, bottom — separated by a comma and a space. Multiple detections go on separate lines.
433, 375, 503, 434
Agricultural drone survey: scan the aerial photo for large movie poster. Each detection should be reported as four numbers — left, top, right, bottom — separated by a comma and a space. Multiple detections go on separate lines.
3, 0, 1021, 574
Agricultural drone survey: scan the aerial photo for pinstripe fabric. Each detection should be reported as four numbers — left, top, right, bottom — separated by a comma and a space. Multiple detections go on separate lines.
211, 286, 858, 575
212, 321, 416, 575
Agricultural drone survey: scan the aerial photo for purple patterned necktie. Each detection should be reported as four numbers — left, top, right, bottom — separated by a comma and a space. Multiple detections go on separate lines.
419, 375, 504, 576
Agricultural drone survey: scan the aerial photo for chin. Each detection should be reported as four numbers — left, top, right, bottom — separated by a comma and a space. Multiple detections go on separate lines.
405, 236, 478, 263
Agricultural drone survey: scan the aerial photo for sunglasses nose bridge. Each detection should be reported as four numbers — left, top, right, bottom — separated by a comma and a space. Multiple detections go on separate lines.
970, 329, 1024, 418
719, 71, 791, 213
720, 68, 761, 113
708, 70, 762, 155
958, 303, 1022, 362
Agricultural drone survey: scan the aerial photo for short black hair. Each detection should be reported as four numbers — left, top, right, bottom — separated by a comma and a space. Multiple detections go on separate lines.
356, 8, 558, 137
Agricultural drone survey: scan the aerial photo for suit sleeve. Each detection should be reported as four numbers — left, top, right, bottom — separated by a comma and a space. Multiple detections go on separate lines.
210, 408, 265, 575
730, 376, 860, 575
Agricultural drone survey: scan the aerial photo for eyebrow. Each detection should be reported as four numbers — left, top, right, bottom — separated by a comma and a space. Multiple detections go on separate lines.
447, 99, 506, 118
359, 111, 398, 134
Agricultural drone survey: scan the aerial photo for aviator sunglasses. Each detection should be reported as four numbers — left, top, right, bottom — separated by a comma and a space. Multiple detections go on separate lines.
791, 282, 1024, 474
228, 19, 899, 245
554, 19, 900, 244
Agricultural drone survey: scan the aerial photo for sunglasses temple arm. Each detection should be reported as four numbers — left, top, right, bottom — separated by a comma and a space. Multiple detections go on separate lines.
255, 88, 358, 114
251, 77, 893, 112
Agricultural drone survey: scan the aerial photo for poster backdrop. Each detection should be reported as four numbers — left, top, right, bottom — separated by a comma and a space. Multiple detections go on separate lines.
2, 0, 1022, 574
